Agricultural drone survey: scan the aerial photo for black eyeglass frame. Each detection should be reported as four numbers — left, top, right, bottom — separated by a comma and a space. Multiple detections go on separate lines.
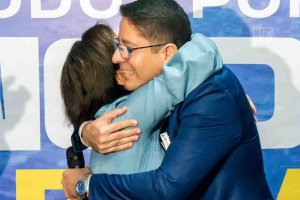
113, 38, 168, 60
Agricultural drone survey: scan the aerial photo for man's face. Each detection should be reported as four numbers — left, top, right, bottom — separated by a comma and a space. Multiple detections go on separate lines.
112, 17, 164, 91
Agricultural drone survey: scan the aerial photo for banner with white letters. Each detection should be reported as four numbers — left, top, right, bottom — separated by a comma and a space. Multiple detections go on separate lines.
0, 0, 299, 199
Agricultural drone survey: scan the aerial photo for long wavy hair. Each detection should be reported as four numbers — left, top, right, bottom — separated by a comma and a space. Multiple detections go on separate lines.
60, 24, 127, 127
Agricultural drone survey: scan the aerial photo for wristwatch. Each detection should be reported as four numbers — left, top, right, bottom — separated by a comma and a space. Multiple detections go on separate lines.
75, 173, 92, 200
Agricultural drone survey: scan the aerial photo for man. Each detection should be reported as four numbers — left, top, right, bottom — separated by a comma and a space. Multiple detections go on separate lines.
62, 0, 272, 199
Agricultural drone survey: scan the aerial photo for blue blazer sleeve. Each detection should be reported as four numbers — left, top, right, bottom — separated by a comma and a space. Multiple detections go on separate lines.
88, 87, 242, 199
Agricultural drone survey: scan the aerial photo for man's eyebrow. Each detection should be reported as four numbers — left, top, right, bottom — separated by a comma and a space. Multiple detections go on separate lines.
119, 38, 137, 47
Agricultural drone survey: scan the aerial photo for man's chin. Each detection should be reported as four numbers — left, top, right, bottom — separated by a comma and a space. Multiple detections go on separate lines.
123, 81, 144, 91
124, 83, 138, 91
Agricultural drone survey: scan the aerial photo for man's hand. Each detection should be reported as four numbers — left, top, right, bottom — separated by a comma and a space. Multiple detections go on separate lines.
82, 107, 141, 154
61, 167, 91, 200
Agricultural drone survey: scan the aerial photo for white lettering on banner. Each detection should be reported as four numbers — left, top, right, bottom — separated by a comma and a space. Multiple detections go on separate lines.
0, 0, 21, 18
44, 39, 76, 148
238, 0, 280, 18
0, 38, 40, 150
0, 1, 299, 19
31, 0, 71, 18
290, 0, 300, 17
80, 0, 122, 19
193, 0, 230, 18
212, 37, 300, 148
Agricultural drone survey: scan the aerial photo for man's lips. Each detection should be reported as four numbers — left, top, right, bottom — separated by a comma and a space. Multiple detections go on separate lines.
118, 69, 134, 76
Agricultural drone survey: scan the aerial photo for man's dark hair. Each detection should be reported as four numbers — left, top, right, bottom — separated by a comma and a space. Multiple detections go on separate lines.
120, 0, 191, 49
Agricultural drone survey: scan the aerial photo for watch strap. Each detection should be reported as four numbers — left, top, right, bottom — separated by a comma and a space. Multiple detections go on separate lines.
76, 173, 92, 200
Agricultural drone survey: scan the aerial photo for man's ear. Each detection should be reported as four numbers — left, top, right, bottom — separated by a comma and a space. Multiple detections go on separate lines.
160, 43, 178, 64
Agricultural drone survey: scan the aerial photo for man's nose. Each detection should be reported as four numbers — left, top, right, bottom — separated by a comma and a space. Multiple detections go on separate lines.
112, 49, 124, 64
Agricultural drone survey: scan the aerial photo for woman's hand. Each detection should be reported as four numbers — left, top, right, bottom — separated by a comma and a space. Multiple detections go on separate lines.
82, 107, 141, 154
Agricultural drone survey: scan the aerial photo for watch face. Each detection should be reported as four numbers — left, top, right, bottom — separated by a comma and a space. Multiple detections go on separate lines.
76, 180, 86, 197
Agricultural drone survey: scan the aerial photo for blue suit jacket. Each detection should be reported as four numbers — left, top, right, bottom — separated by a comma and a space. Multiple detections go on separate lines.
85, 66, 273, 200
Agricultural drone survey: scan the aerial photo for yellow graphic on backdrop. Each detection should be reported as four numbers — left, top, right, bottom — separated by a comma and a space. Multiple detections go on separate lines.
15, 168, 300, 199
277, 169, 300, 200
16, 169, 64, 200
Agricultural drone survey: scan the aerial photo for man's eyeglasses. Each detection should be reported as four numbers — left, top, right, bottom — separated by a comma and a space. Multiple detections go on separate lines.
112, 38, 167, 60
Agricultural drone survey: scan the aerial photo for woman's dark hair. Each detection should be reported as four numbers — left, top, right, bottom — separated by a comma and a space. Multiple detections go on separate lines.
60, 24, 127, 127
120, 0, 191, 49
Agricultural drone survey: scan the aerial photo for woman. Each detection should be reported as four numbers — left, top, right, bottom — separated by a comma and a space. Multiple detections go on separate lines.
60, 23, 223, 174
